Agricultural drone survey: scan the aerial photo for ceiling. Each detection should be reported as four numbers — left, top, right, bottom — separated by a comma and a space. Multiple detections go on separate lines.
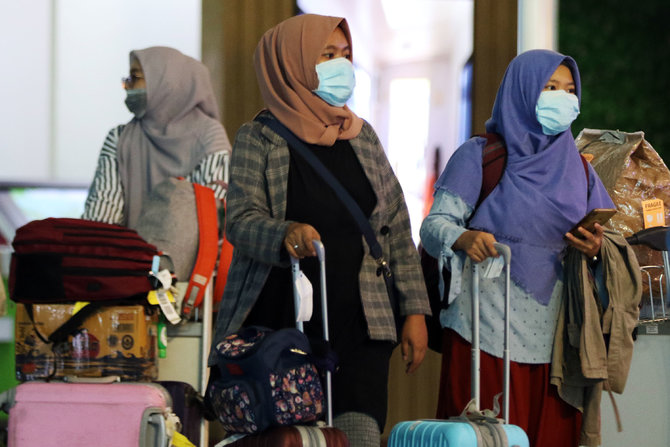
297, 0, 474, 70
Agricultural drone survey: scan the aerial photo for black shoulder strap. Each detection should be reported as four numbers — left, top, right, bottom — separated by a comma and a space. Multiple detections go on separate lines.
24, 299, 134, 345
255, 115, 386, 264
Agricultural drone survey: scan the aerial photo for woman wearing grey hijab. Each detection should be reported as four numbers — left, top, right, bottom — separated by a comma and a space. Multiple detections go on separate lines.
83, 46, 231, 228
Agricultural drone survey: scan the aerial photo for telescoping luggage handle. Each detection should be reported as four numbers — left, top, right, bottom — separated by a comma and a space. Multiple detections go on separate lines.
290, 239, 333, 427
471, 242, 512, 424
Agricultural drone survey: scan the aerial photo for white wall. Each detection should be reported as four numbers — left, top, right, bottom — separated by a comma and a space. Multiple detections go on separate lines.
0, 0, 201, 184
601, 332, 670, 446
0, 1, 52, 182
517, 0, 558, 52
375, 45, 472, 241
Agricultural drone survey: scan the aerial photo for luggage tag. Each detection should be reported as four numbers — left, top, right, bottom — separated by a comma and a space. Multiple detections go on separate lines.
72, 301, 90, 315
293, 269, 314, 322
164, 411, 193, 447
480, 255, 504, 279
148, 255, 182, 325
171, 432, 196, 447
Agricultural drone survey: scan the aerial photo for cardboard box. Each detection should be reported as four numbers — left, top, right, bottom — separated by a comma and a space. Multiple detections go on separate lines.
15, 303, 158, 381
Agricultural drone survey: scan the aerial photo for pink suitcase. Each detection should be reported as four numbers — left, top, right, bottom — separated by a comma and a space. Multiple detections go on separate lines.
8, 381, 177, 447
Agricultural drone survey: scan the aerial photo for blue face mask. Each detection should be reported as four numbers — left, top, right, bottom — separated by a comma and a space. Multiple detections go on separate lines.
125, 88, 147, 118
535, 90, 580, 135
313, 58, 356, 107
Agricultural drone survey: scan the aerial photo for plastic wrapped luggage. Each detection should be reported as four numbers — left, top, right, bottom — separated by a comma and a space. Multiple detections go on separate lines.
210, 240, 348, 446
387, 243, 529, 447
7, 381, 179, 447
576, 129, 670, 318
14, 303, 158, 381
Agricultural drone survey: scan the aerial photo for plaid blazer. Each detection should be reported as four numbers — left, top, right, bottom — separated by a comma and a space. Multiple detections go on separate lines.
210, 112, 429, 363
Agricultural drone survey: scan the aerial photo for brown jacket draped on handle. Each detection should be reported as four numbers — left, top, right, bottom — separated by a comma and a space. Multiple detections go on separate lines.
551, 229, 642, 447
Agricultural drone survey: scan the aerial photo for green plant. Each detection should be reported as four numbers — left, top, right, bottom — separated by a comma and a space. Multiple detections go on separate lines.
559, 0, 670, 161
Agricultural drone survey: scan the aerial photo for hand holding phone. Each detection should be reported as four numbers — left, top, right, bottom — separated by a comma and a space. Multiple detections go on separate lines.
568, 208, 617, 239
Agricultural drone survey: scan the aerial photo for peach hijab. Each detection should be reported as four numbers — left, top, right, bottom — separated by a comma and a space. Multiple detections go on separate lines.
254, 14, 364, 145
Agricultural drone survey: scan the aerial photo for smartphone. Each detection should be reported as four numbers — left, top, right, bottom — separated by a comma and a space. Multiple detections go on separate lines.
568, 208, 617, 239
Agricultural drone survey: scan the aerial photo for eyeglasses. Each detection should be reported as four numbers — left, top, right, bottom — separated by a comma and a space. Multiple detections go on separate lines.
121, 74, 144, 88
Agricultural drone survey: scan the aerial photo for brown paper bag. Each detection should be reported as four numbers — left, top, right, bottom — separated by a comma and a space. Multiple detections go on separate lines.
575, 129, 670, 318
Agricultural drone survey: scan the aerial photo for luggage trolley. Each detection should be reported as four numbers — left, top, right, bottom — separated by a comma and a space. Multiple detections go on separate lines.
626, 226, 670, 326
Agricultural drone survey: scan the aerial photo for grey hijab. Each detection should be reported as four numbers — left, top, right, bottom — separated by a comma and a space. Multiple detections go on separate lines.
117, 46, 222, 227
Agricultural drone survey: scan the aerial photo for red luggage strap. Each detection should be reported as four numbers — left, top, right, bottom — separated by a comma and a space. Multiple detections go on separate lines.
181, 183, 219, 319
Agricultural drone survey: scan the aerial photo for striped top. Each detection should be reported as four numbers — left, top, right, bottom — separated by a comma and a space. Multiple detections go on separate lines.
82, 124, 229, 224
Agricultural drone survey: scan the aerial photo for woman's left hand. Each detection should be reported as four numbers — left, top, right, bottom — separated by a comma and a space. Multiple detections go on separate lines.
564, 222, 604, 258
400, 314, 428, 374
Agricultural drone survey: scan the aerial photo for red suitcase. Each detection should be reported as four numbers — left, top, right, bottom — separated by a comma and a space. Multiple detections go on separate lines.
226, 426, 348, 447
220, 240, 348, 446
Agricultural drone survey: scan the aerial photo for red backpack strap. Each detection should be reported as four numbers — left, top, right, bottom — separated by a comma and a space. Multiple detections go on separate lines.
475, 133, 507, 207
580, 154, 590, 185
181, 183, 219, 319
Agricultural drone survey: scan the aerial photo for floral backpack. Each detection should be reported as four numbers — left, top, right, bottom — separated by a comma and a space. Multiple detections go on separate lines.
206, 326, 325, 434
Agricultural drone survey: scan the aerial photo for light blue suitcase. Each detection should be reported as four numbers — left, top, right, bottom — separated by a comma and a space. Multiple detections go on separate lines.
388, 419, 528, 447
388, 243, 529, 447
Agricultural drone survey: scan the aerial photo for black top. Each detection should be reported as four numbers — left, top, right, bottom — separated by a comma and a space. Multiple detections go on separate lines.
244, 139, 377, 352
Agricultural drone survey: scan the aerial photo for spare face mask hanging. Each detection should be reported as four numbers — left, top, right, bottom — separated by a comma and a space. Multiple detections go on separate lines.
313, 58, 356, 107
535, 90, 580, 135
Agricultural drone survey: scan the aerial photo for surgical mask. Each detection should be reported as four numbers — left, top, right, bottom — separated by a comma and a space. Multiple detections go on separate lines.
535, 90, 580, 135
313, 58, 356, 107
125, 88, 147, 118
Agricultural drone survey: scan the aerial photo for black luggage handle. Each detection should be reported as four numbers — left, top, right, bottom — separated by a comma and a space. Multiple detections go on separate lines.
626, 226, 670, 251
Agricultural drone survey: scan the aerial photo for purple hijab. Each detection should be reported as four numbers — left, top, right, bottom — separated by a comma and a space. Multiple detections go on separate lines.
435, 49, 614, 305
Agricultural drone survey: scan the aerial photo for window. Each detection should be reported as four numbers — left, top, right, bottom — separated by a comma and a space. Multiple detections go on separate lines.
387, 78, 431, 242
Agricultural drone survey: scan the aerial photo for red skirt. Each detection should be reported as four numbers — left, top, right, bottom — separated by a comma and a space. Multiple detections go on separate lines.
436, 329, 582, 447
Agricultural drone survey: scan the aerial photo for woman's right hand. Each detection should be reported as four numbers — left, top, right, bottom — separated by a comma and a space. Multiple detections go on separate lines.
452, 230, 498, 262
284, 222, 321, 258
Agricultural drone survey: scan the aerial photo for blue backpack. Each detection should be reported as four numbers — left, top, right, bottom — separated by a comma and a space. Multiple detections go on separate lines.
206, 326, 325, 434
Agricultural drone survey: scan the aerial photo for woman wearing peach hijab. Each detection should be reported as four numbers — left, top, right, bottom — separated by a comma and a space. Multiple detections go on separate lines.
209, 14, 429, 445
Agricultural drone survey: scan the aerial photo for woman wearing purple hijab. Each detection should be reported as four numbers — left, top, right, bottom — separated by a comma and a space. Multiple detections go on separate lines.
420, 50, 615, 446
83, 46, 231, 228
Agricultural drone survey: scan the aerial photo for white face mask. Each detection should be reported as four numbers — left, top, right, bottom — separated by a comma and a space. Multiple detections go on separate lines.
535, 90, 580, 135
312, 58, 356, 107
293, 270, 313, 323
